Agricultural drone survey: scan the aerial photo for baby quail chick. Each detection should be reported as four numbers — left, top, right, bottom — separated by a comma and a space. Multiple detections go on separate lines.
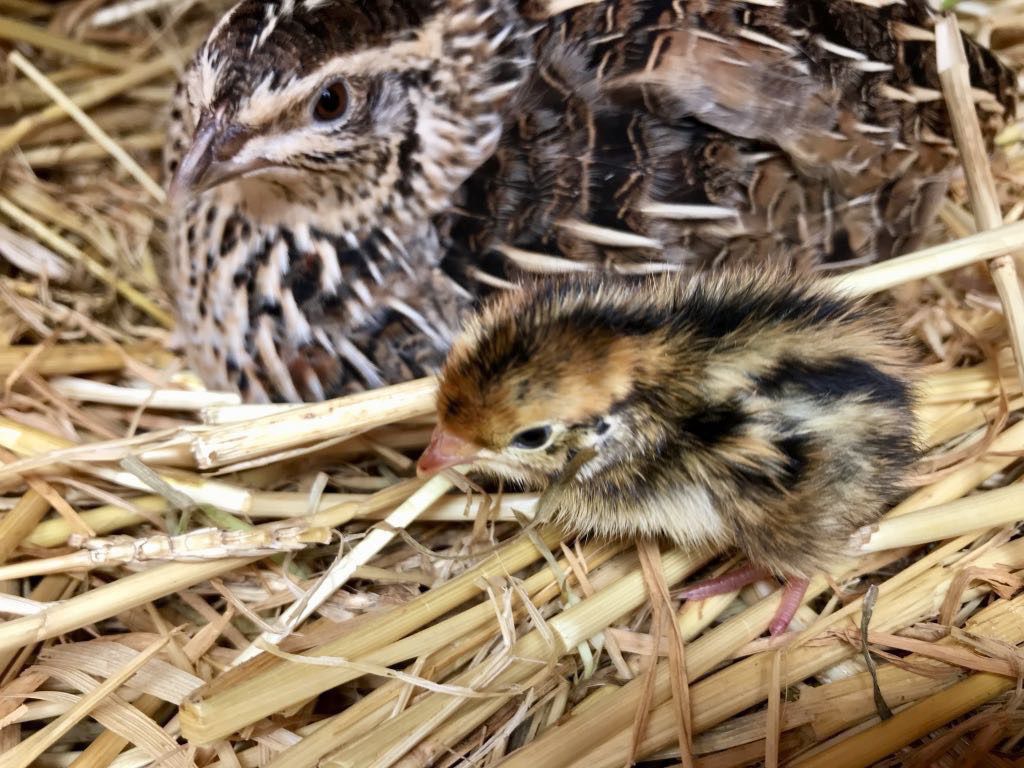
417, 270, 918, 634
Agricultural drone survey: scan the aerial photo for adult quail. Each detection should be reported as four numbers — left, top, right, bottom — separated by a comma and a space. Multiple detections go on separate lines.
164, 0, 1015, 403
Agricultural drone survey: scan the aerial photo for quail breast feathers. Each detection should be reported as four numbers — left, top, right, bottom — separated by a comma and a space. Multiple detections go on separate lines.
165, 0, 1014, 403
416, 268, 919, 633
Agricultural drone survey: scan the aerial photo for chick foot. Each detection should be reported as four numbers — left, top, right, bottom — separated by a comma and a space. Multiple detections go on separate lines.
676, 566, 810, 636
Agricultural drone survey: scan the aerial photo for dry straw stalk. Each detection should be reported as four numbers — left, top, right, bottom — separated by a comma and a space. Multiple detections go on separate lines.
231, 473, 455, 664
266, 540, 626, 768
180, 527, 566, 743
321, 549, 705, 768
561, 539, 1024, 768
189, 376, 437, 470
0, 635, 168, 768
935, 15, 1024, 387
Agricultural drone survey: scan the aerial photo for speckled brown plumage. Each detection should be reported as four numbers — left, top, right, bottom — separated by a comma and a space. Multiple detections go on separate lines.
417, 268, 919, 632
164, 0, 1015, 403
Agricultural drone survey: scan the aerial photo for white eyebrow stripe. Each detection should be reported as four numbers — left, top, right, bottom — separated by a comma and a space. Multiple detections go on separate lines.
234, 12, 448, 126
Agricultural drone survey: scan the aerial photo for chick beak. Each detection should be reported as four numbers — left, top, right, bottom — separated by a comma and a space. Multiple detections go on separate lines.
168, 112, 262, 205
416, 427, 480, 477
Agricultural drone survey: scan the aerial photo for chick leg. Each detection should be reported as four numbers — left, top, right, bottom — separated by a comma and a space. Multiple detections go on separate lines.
768, 577, 811, 636
674, 563, 769, 600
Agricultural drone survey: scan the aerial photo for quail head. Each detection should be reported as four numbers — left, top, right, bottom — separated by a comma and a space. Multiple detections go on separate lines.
165, 0, 1014, 403
416, 269, 918, 634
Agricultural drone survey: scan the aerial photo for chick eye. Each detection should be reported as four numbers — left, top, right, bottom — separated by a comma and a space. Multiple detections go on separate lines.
313, 81, 348, 121
510, 426, 553, 450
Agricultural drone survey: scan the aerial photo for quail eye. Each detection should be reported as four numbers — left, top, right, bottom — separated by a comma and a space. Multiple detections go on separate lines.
313, 81, 348, 121
510, 425, 553, 450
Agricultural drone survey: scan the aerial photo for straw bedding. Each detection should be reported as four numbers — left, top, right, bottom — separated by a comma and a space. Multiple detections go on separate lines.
3, 1, 1024, 766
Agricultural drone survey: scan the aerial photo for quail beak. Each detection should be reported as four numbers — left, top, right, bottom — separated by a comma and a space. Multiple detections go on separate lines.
416, 426, 480, 477
168, 112, 267, 205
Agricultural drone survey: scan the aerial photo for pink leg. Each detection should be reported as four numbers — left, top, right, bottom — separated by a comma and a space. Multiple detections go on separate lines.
675, 563, 770, 600
768, 577, 811, 636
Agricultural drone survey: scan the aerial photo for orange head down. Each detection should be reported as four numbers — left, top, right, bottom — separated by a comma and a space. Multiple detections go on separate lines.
415, 276, 674, 485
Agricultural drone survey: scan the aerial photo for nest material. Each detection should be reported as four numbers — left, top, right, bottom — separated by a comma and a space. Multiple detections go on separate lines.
3, 2, 1024, 767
